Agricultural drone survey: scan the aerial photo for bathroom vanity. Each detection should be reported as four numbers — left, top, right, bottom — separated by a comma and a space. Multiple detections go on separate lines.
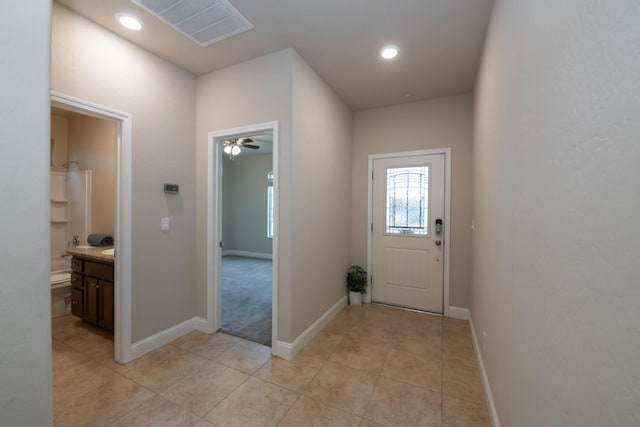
67, 247, 115, 332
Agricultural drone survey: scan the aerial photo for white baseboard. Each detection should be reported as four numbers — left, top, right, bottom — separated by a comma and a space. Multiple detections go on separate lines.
193, 316, 213, 333
222, 250, 272, 260
447, 306, 470, 320
469, 313, 500, 427
272, 295, 347, 360
129, 317, 199, 361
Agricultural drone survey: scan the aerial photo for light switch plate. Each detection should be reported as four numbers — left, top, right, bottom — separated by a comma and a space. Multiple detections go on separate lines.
161, 217, 170, 231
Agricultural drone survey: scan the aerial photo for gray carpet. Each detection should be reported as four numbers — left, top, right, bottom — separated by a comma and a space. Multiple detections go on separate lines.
221, 255, 272, 346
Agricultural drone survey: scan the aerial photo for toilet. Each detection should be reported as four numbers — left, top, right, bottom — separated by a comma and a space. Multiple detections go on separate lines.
51, 270, 72, 317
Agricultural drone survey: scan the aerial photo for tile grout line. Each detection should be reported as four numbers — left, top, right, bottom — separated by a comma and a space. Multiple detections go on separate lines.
103, 373, 157, 427
169, 336, 272, 421
163, 332, 282, 422
360, 328, 394, 424
200, 370, 254, 422
116, 341, 241, 422
298, 307, 379, 422
296, 331, 358, 418
274, 393, 302, 426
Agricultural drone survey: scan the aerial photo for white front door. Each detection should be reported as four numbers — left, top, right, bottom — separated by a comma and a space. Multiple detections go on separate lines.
371, 153, 445, 313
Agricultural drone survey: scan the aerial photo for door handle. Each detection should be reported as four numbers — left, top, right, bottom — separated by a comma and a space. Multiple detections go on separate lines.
435, 240, 442, 246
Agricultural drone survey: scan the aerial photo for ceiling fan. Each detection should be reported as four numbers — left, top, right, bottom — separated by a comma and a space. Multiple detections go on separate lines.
223, 137, 259, 159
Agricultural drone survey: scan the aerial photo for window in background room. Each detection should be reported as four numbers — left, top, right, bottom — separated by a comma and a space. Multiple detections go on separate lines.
267, 170, 273, 238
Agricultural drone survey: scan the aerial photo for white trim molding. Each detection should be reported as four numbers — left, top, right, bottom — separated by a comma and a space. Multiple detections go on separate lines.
469, 313, 501, 427
447, 306, 470, 320
366, 148, 452, 316
50, 92, 134, 364
272, 295, 347, 360
207, 121, 280, 346
193, 317, 210, 332
222, 250, 273, 260
129, 317, 200, 360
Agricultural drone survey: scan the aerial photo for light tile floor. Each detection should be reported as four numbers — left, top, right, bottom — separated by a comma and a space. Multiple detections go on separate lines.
52, 304, 491, 426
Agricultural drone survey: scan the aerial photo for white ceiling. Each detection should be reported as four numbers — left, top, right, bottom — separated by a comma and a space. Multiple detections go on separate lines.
55, 0, 494, 111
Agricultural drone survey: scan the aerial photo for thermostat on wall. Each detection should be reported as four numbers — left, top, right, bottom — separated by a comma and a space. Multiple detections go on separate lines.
164, 184, 179, 194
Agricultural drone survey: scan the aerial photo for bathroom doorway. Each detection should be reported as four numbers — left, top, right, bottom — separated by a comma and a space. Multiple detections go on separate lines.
50, 92, 133, 364
207, 122, 279, 349
49, 105, 117, 360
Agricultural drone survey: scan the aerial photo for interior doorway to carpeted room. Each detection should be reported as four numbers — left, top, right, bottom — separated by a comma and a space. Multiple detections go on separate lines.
221, 255, 272, 346
220, 135, 274, 346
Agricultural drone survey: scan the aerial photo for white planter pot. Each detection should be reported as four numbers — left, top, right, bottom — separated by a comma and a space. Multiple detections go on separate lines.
349, 291, 363, 306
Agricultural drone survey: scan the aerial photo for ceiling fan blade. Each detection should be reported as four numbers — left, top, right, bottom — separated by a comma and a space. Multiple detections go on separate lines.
243, 144, 260, 149
238, 137, 253, 144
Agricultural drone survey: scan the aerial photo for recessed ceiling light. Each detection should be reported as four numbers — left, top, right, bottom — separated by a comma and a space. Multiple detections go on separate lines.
380, 45, 399, 59
116, 13, 143, 31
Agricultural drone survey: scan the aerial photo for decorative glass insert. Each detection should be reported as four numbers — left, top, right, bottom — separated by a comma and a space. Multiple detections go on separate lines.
385, 166, 429, 235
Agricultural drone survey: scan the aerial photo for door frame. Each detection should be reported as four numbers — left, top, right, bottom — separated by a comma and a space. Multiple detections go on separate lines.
50, 92, 133, 363
206, 121, 279, 349
367, 148, 452, 316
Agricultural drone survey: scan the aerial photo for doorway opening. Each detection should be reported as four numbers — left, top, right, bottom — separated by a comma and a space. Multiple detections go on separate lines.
207, 121, 279, 349
367, 149, 452, 316
50, 92, 133, 363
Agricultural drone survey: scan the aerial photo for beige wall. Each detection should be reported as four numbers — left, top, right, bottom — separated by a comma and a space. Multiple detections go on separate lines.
196, 49, 352, 342
0, 1, 53, 425
50, 114, 68, 172
222, 154, 273, 255
289, 51, 352, 339
351, 94, 473, 308
196, 49, 294, 338
472, 0, 640, 424
67, 115, 117, 236
52, 3, 197, 342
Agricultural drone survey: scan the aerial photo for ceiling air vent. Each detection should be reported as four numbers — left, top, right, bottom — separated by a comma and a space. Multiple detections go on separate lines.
131, 0, 254, 47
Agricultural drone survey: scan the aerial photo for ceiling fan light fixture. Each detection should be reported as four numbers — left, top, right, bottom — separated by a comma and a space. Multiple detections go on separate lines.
380, 45, 399, 59
223, 145, 232, 154
231, 145, 241, 156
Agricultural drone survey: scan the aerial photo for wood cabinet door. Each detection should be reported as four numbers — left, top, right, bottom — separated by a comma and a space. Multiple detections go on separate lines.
84, 277, 99, 324
71, 288, 83, 318
99, 280, 114, 331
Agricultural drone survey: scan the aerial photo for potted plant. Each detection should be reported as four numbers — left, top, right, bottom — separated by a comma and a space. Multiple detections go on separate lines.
346, 265, 367, 306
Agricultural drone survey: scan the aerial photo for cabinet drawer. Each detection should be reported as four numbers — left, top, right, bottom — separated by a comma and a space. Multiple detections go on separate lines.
84, 261, 114, 281
71, 273, 83, 289
71, 258, 83, 272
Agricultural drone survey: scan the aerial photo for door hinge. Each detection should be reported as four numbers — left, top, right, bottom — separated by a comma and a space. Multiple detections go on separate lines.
219, 241, 224, 248
370, 223, 373, 232
370, 275, 373, 285
371, 171, 374, 180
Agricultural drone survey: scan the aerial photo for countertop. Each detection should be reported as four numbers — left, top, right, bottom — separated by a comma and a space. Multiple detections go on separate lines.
66, 246, 115, 264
